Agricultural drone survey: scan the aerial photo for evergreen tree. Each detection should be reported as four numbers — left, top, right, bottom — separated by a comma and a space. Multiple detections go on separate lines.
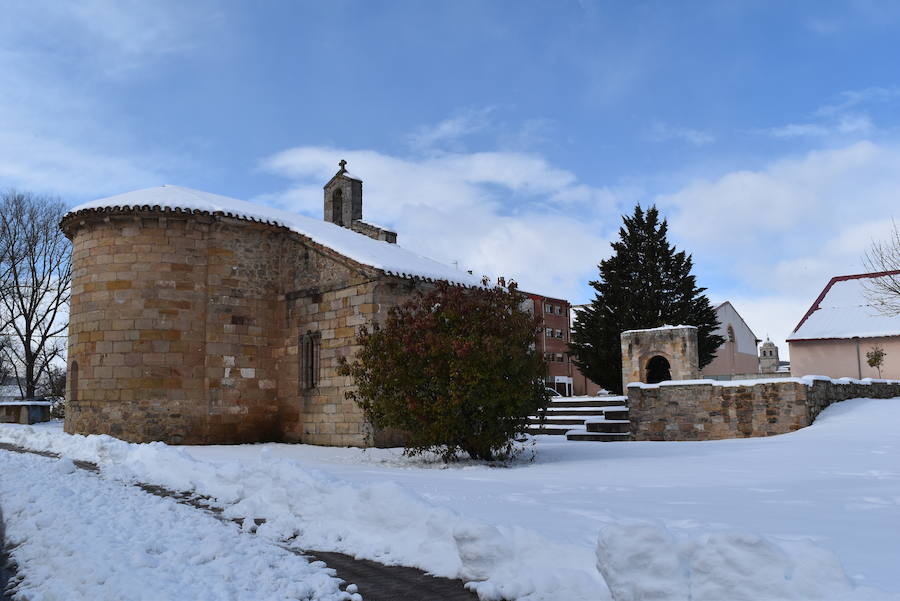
570, 205, 724, 394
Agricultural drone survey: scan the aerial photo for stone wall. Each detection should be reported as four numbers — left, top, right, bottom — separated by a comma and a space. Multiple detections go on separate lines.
276, 273, 422, 447
62, 208, 419, 446
627, 377, 900, 441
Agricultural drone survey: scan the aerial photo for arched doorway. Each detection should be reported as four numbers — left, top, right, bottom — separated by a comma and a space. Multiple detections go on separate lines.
645, 355, 671, 384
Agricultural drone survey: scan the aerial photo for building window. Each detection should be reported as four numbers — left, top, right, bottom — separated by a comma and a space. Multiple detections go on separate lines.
545, 304, 552, 313
546, 327, 553, 337
555, 353, 563, 362
555, 305, 561, 315
299, 331, 321, 390
555, 329, 562, 338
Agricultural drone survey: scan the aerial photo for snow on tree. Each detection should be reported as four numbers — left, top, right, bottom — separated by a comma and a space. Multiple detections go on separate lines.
570, 205, 724, 394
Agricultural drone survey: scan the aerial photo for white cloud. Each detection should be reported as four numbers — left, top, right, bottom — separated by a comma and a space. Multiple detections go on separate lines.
406, 107, 495, 153
648, 123, 715, 147
765, 114, 873, 138
1, 0, 220, 78
660, 141, 900, 359
815, 87, 900, 117
0, 1, 220, 198
260, 138, 900, 365
258, 147, 620, 299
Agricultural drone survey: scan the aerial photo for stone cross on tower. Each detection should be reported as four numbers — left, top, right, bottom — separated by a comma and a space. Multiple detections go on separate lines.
338, 159, 347, 173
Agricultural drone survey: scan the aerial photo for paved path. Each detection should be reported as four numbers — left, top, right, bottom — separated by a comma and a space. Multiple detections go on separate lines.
0, 443, 480, 601
0, 506, 14, 601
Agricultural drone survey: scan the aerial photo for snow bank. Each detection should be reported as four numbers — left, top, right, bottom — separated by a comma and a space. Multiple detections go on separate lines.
596, 520, 891, 601
0, 424, 607, 600
4, 404, 899, 601
0, 450, 346, 601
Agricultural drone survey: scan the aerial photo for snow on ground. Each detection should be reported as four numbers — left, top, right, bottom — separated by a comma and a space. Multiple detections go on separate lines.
0, 450, 348, 601
2, 397, 899, 600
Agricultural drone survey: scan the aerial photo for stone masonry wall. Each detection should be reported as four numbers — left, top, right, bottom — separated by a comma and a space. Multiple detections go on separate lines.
276, 276, 419, 447
64, 212, 290, 444
65, 213, 211, 443
63, 207, 418, 447
627, 377, 900, 441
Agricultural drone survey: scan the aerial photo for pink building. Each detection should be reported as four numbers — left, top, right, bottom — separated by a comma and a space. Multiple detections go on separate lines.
788, 271, 900, 380
701, 301, 761, 379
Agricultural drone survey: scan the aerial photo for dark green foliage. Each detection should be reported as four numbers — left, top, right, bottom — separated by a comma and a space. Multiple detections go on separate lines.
340, 278, 549, 461
570, 205, 724, 394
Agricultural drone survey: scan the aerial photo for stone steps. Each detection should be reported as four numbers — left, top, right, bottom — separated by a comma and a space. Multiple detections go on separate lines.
584, 417, 631, 434
528, 396, 630, 437
546, 399, 626, 408
565, 430, 632, 442
565, 404, 633, 442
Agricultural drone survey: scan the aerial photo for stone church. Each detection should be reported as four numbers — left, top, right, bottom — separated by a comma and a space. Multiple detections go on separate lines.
61, 162, 479, 446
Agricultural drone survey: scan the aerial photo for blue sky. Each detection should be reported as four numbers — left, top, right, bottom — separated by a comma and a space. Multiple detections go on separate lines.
3, 1, 900, 356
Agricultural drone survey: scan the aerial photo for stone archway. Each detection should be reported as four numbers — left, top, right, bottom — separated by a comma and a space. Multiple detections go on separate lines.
645, 355, 672, 384
620, 326, 700, 392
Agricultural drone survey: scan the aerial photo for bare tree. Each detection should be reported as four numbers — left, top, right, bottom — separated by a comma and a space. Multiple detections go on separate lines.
863, 219, 900, 316
0, 190, 71, 398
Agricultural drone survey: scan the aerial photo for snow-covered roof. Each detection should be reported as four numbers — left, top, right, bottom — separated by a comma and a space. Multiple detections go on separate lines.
788, 271, 900, 341
66, 185, 482, 287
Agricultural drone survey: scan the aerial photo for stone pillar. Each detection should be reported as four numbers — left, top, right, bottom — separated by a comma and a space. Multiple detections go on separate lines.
620, 326, 700, 392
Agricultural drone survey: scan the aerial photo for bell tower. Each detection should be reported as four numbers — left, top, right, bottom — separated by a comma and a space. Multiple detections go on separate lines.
759, 338, 780, 373
324, 159, 362, 227
323, 160, 397, 243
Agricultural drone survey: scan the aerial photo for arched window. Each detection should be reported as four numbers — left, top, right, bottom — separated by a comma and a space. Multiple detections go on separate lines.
645, 355, 671, 384
299, 331, 321, 391
70, 361, 79, 402
331, 189, 343, 226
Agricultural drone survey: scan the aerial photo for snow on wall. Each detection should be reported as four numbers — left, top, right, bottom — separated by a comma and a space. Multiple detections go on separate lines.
67, 185, 483, 287
627, 375, 899, 389
620, 324, 696, 335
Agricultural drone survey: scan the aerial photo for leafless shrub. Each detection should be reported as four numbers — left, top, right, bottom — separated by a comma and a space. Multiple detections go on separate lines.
862, 219, 900, 317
